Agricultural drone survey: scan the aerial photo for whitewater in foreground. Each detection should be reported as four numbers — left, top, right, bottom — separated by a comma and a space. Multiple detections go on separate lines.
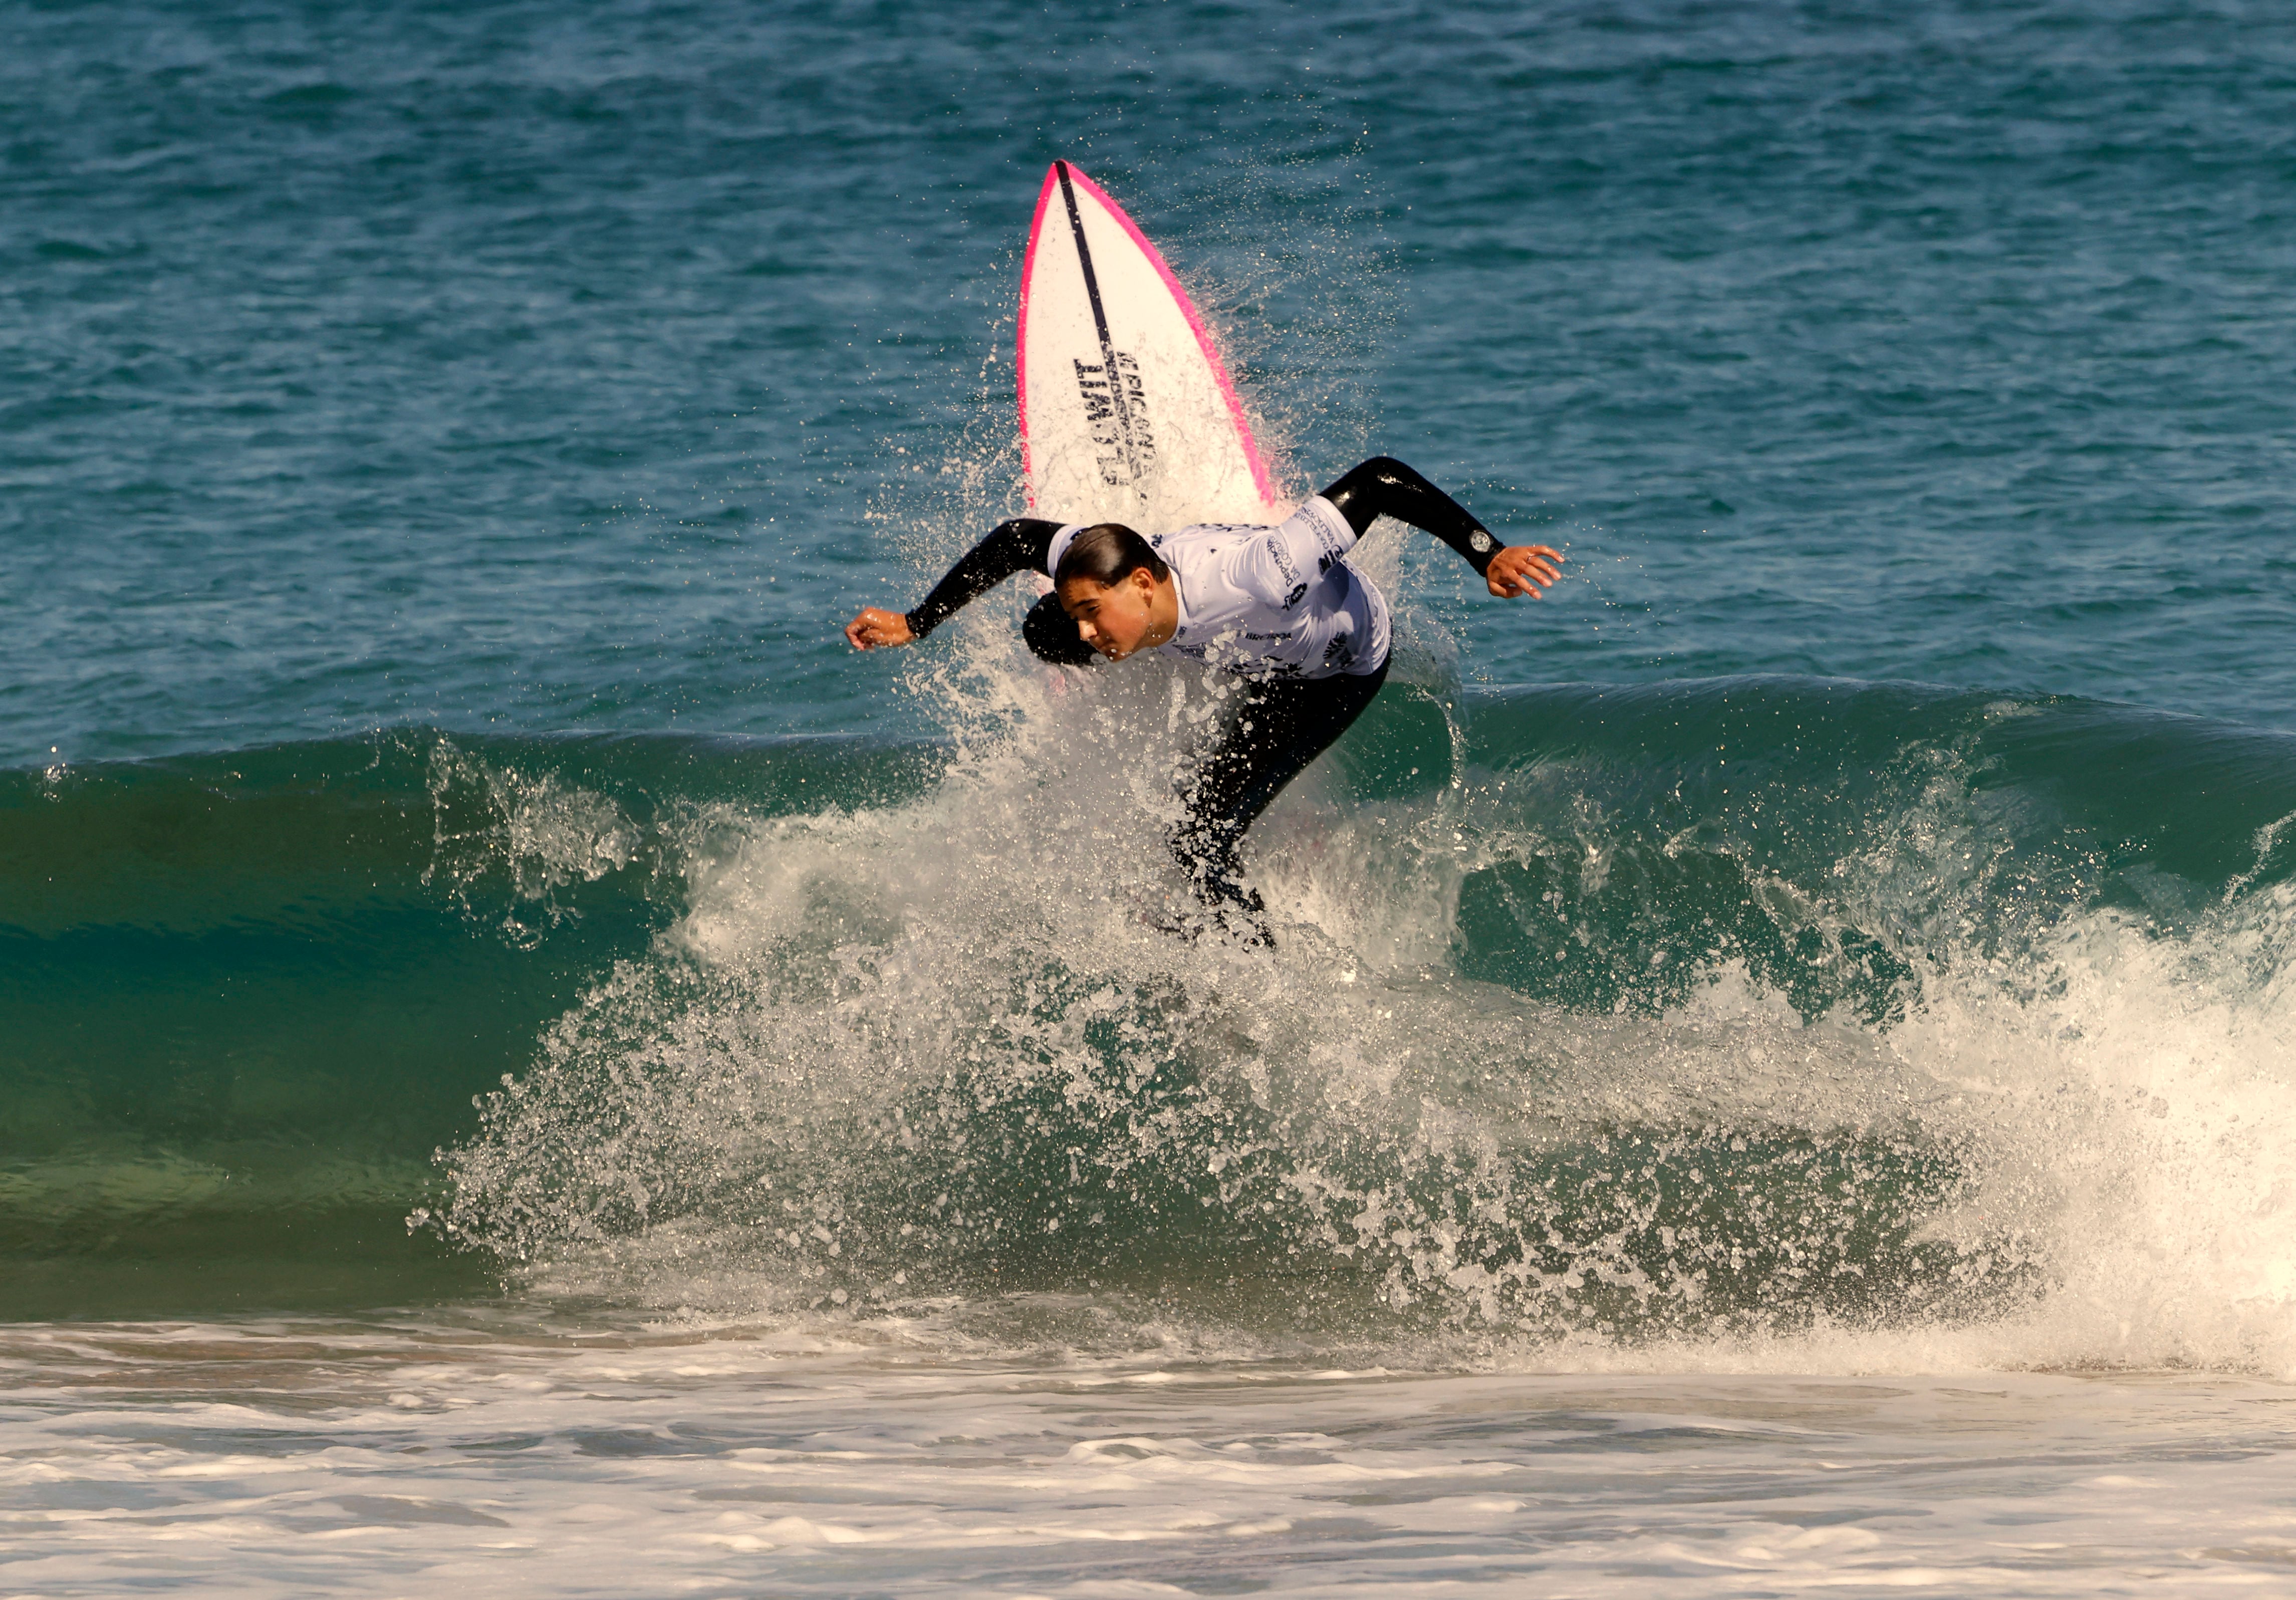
7, 1312, 2293, 1596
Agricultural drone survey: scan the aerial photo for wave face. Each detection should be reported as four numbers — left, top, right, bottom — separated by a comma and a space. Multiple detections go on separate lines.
0, 728, 940, 1316
19, 659, 2286, 1365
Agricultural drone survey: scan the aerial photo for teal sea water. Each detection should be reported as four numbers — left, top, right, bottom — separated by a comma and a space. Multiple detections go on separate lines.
7, 3, 2296, 1592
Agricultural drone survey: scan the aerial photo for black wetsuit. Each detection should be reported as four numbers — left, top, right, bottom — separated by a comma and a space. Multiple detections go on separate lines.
901, 458, 1503, 938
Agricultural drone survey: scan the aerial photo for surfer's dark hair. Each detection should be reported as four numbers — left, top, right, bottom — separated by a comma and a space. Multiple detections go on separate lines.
1054, 524, 1169, 589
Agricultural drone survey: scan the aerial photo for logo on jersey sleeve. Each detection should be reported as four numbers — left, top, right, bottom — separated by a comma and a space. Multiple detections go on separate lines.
1262, 534, 1308, 609
1309, 506, 1352, 574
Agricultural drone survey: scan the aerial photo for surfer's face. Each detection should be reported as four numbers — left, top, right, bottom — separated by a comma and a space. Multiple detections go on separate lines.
1058, 568, 1169, 661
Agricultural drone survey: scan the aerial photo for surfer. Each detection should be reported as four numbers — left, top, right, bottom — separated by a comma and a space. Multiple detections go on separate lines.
844, 457, 1562, 942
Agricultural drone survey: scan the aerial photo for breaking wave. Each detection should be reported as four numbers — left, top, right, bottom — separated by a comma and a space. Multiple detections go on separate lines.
8, 635, 2294, 1363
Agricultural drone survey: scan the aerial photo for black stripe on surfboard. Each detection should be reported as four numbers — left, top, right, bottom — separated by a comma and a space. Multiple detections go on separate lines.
1054, 160, 1141, 485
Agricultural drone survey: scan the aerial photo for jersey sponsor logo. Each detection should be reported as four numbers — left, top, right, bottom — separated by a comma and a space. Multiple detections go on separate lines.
1305, 508, 1350, 574
1262, 534, 1305, 604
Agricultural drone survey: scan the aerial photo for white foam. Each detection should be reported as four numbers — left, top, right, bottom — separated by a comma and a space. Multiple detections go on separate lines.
5, 1318, 2292, 1597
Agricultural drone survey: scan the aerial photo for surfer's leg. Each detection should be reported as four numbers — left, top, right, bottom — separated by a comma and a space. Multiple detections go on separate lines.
1023, 593, 1095, 665
1171, 657, 1390, 939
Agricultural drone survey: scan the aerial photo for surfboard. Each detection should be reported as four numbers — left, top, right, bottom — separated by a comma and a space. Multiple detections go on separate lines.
1017, 161, 1278, 532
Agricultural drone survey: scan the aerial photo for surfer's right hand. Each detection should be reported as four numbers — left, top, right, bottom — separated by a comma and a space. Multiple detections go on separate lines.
845, 607, 915, 650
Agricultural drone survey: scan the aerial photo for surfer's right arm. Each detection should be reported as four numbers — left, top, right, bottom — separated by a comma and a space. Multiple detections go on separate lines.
844, 517, 1065, 649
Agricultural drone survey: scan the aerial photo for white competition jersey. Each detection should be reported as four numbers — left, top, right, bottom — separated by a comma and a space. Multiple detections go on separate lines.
1046, 496, 1390, 679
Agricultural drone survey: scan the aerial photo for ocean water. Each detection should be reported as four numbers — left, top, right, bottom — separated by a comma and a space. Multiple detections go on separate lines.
7, 0, 2296, 1592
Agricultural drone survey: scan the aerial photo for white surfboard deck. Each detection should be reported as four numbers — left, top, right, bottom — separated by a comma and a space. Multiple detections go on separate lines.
1017, 161, 1278, 532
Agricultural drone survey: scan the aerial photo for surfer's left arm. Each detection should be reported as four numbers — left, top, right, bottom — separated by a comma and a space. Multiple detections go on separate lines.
1320, 457, 1563, 599
845, 517, 1065, 649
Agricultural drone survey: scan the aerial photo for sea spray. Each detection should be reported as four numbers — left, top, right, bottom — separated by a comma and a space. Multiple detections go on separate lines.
420, 666, 2296, 1369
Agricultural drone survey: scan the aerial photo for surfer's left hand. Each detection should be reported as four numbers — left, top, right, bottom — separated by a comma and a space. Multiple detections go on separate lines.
845, 607, 915, 649
1486, 544, 1564, 598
